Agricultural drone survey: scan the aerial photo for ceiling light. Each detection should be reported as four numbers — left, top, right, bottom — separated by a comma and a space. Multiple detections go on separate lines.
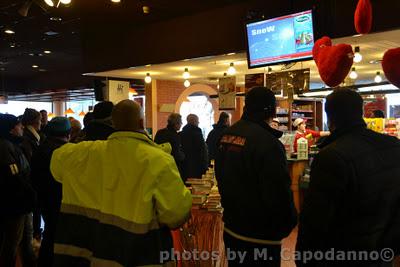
350, 67, 358, 80
183, 68, 190, 79
44, 0, 54, 7
65, 108, 75, 115
4, 29, 15, 34
145, 73, 152, 84
353, 46, 362, 63
60, 0, 71, 4
50, 17, 62, 21
48, 112, 55, 118
227, 53, 236, 56
10, 44, 15, 48
32, 65, 39, 68
129, 88, 138, 95
184, 80, 191, 88
44, 50, 51, 54
227, 63, 236, 75
111, 0, 121, 2
143, 6, 150, 14
374, 71, 382, 83
79, 111, 86, 117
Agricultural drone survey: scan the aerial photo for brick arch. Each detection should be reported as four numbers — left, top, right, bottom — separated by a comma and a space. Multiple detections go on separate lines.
175, 84, 219, 122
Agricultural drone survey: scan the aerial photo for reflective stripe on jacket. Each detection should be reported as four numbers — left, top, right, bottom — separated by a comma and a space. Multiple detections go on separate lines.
50, 131, 192, 266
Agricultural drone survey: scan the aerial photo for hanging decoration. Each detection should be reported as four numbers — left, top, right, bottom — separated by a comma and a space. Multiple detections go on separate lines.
354, 0, 373, 34
312, 36, 354, 87
382, 48, 400, 88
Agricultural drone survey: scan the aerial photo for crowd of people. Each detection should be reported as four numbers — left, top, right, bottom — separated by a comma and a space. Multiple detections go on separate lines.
0, 87, 399, 267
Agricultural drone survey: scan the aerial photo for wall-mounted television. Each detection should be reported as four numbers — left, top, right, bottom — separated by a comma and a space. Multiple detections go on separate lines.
246, 10, 315, 68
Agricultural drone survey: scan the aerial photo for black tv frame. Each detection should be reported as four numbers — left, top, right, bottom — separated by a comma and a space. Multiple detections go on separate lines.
245, 9, 316, 69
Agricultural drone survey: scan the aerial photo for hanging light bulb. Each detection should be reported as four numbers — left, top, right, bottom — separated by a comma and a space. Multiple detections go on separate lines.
184, 80, 191, 88
182, 68, 190, 79
350, 67, 358, 80
374, 71, 382, 83
47, 112, 55, 118
65, 108, 75, 115
353, 46, 362, 63
60, 0, 71, 4
44, 0, 54, 6
144, 73, 152, 84
79, 111, 86, 117
227, 63, 236, 75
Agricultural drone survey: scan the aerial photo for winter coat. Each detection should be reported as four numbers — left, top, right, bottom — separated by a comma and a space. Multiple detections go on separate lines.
21, 126, 40, 163
296, 123, 400, 266
50, 131, 192, 266
206, 123, 228, 161
31, 137, 66, 213
0, 134, 36, 216
180, 124, 208, 179
215, 117, 297, 242
154, 126, 185, 178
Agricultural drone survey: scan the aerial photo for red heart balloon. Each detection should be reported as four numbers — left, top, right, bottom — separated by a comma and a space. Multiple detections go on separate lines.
382, 48, 400, 88
354, 0, 373, 34
313, 36, 354, 87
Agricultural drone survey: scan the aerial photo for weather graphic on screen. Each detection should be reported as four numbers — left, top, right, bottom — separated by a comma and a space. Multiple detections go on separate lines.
246, 10, 314, 67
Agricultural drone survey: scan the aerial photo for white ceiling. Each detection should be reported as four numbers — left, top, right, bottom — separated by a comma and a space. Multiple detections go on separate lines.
89, 29, 400, 89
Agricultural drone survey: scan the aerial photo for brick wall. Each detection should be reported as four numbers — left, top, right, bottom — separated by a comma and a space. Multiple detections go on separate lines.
154, 79, 244, 132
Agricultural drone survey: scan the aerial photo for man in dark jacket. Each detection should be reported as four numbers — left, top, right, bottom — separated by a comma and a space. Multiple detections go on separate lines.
215, 87, 297, 266
0, 114, 36, 267
206, 111, 230, 162
296, 89, 400, 266
21, 108, 43, 240
180, 114, 208, 180
154, 113, 185, 178
85, 101, 115, 140
31, 117, 71, 267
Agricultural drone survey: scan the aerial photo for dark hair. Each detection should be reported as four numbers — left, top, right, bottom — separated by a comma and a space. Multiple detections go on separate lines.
243, 87, 276, 121
93, 101, 114, 119
167, 113, 182, 127
325, 89, 364, 128
40, 110, 47, 114
21, 108, 41, 126
372, 110, 385, 118
217, 112, 230, 125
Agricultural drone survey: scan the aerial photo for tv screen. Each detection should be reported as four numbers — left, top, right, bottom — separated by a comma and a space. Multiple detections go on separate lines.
246, 10, 315, 68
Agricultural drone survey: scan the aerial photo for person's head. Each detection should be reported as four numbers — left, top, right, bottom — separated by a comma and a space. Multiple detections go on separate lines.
325, 89, 364, 131
186, 114, 199, 127
270, 118, 280, 130
293, 118, 307, 132
243, 87, 276, 123
40, 110, 48, 127
167, 113, 182, 131
372, 109, 385, 118
93, 101, 114, 120
112, 99, 144, 131
22, 108, 41, 131
83, 112, 95, 128
217, 112, 231, 126
44, 117, 71, 141
0, 114, 24, 137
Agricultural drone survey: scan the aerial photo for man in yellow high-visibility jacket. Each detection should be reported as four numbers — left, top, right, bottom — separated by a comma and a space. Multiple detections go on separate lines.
50, 100, 192, 267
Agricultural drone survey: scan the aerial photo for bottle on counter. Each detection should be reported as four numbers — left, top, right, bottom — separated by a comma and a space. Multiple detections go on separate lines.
297, 137, 309, 160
